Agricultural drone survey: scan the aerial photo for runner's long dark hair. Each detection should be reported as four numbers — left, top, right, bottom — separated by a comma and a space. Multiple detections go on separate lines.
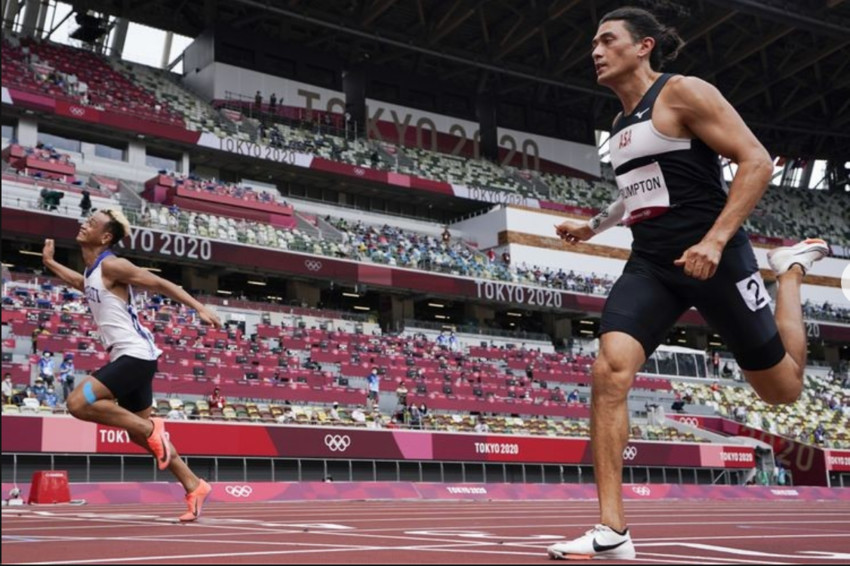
601, 7, 684, 70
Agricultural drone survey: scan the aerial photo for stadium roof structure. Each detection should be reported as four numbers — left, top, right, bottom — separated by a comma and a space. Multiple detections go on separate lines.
51, 1, 850, 160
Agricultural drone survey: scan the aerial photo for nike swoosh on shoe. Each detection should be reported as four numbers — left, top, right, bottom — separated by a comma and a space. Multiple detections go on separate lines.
592, 539, 628, 552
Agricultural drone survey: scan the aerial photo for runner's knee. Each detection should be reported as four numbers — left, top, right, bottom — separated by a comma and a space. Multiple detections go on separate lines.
592, 357, 632, 401
66, 391, 88, 419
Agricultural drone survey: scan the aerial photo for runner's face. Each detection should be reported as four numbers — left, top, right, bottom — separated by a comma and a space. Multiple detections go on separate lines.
76, 211, 112, 246
591, 20, 642, 85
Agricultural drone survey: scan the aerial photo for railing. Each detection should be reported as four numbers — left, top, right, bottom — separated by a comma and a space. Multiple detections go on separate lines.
403, 319, 551, 343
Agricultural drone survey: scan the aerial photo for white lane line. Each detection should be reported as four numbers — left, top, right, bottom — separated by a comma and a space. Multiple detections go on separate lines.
637, 533, 850, 542
8, 514, 847, 532
12, 546, 388, 565
74, 509, 846, 521
11, 540, 549, 564
637, 552, 789, 565
649, 542, 850, 560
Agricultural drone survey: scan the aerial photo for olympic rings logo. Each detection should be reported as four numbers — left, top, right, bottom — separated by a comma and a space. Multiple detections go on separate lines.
622, 446, 638, 461
69, 106, 85, 116
324, 434, 351, 452
680, 417, 700, 427
225, 485, 253, 497
305, 260, 323, 272
631, 486, 651, 497
354, 168, 366, 176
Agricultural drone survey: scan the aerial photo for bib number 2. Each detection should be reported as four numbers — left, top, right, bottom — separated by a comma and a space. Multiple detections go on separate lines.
735, 273, 770, 312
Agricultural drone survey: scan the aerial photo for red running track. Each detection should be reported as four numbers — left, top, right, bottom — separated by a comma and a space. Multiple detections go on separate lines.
2, 499, 849, 564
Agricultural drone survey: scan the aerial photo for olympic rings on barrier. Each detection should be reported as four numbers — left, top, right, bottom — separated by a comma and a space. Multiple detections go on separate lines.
324, 434, 352, 452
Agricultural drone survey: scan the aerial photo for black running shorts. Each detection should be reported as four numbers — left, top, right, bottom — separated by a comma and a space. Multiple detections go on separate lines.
600, 241, 786, 371
94, 356, 159, 413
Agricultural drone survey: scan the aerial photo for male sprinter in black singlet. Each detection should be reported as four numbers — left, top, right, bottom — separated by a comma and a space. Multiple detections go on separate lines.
548, 7, 829, 560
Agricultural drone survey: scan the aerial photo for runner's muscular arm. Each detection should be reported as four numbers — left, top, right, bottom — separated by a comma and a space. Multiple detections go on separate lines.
555, 113, 626, 244
42, 239, 84, 291
101, 258, 223, 328
667, 77, 773, 280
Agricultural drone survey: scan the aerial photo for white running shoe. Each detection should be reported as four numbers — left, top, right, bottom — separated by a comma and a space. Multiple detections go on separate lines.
547, 524, 636, 560
767, 238, 829, 276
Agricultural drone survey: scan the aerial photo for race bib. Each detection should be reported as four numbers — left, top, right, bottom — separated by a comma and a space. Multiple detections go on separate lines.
615, 161, 670, 223
735, 272, 770, 312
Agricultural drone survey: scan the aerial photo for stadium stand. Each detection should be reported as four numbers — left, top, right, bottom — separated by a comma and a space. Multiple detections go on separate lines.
672, 378, 849, 449
2, 34, 184, 127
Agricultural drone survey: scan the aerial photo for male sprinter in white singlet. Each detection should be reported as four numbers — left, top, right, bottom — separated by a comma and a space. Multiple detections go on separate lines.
548, 6, 828, 560
43, 209, 222, 522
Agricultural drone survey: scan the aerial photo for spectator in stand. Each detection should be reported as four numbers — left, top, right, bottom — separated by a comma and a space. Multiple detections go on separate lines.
31, 325, 44, 354
269, 93, 277, 114
366, 367, 380, 410
395, 381, 408, 407
58, 353, 75, 400
448, 331, 459, 352
814, 423, 826, 446
31, 378, 46, 403
42, 386, 58, 408
442, 226, 451, 244
328, 401, 341, 422
167, 405, 186, 420
2, 374, 12, 404
712, 351, 721, 378
254, 90, 262, 114
408, 403, 422, 429
774, 458, 787, 486
208, 386, 226, 410
37, 351, 55, 388
567, 388, 580, 403
733, 405, 747, 423
80, 189, 92, 218
12, 387, 28, 406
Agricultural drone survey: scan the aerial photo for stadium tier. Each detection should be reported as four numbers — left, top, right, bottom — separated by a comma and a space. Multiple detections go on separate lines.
2, 35, 846, 251
1, 34, 184, 127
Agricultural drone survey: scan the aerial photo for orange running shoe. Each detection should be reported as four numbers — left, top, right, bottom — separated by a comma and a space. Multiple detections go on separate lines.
146, 417, 171, 471
179, 479, 212, 522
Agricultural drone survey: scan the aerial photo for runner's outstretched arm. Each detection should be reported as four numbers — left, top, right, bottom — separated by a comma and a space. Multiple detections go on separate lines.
101, 258, 223, 328
42, 239, 84, 291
